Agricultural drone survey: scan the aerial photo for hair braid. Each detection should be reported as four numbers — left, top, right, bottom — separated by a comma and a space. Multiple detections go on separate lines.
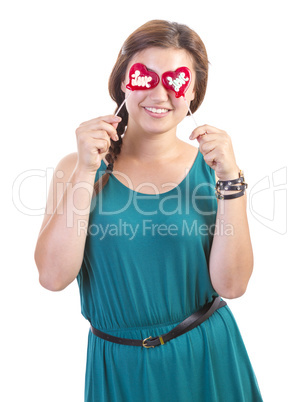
93, 104, 128, 196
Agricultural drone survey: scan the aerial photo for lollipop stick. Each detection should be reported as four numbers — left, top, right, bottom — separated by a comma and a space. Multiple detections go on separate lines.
114, 92, 131, 116
184, 97, 198, 127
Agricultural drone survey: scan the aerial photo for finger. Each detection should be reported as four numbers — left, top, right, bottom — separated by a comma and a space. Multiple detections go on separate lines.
203, 148, 218, 166
76, 130, 111, 152
197, 124, 223, 133
90, 130, 119, 146
78, 123, 118, 141
86, 129, 111, 140
91, 122, 119, 141
190, 125, 223, 140
90, 137, 111, 154
197, 133, 220, 144
80, 119, 118, 133
199, 139, 217, 155
79, 115, 121, 127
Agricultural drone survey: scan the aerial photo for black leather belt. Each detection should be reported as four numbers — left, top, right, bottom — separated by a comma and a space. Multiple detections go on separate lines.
90, 296, 227, 348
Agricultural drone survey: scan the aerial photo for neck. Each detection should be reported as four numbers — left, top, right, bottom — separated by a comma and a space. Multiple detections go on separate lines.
120, 124, 181, 163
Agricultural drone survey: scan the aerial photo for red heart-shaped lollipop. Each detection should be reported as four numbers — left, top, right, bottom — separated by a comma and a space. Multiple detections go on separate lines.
162, 67, 191, 98
126, 63, 160, 91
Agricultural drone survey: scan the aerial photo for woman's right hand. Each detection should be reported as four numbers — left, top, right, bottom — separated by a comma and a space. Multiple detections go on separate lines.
75, 115, 122, 174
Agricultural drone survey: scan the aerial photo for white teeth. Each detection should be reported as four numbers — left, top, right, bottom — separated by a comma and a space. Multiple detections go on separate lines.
145, 107, 169, 114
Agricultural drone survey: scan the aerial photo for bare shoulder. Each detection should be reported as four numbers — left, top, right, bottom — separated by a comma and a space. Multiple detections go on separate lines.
176, 141, 199, 165
37, 152, 78, 235
50, 151, 78, 207
55, 152, 78, 178
178, 140, 198, 153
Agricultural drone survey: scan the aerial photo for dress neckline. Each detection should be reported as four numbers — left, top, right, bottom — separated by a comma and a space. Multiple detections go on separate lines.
102, 148, 201, 197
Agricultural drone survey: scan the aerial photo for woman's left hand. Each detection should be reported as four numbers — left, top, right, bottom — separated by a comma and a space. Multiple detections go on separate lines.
189, 124, 239, 181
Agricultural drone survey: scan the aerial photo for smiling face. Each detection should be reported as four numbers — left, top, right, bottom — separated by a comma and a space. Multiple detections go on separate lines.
121, 47, 196, 136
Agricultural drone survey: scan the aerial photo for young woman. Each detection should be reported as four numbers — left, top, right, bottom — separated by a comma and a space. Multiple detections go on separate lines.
35, 20, 262, 401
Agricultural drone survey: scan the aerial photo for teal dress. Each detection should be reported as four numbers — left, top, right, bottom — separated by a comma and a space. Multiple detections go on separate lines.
77, 148, 262, 401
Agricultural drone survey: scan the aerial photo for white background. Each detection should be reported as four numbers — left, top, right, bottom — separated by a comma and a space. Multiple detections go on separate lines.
1, 0, 296, 401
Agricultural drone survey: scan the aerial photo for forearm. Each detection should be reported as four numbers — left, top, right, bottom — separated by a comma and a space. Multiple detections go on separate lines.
209, 193, 253, 299
35, 168, 96, 291
189, 125, 253, 298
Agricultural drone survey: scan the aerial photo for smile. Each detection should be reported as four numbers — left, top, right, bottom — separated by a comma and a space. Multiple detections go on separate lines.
144, 107, 171, 114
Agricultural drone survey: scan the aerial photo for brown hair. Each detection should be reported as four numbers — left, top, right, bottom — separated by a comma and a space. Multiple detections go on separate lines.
94, 19, 209, 195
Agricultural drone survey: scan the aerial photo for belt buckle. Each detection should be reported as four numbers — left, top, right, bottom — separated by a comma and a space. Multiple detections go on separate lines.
142, 336, 155, 348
